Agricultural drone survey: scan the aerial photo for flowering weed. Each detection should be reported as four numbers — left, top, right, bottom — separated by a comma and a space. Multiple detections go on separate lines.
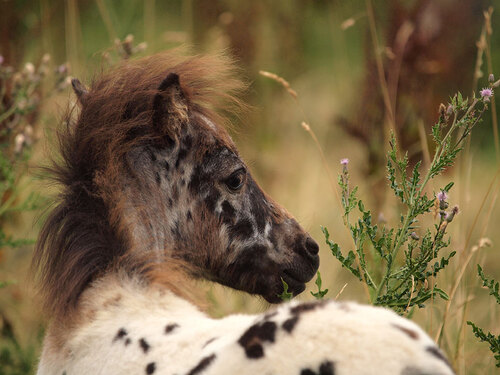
322, 85, 493, 313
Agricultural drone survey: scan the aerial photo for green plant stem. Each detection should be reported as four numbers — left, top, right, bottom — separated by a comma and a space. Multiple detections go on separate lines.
375, 100, 479, 300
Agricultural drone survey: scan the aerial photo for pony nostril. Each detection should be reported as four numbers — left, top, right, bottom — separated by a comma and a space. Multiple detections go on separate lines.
305, 237, 319, 255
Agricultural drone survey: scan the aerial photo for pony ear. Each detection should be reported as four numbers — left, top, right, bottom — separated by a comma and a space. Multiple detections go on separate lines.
152, 73, 188, 143
71, 78, 89, 106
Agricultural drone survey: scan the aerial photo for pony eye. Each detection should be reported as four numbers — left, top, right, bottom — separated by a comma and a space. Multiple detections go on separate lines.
224, 168, 246, 192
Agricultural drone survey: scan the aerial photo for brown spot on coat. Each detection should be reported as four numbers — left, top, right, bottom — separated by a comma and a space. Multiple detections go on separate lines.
139, 338, 150, 353
145, 362, 156, 374
165, 323, 179, 334
238, 321, 277, 359
113, 328, 128, 342
391, 323, 419, 340
426, 346, 453, 370
282, 316, 299, 333
290, 300, 327, 315
187, 354, 216, 375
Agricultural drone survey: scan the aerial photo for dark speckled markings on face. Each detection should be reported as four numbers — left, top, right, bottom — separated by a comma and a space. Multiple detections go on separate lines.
228, 218, 254, 241
140, 108, 320, 303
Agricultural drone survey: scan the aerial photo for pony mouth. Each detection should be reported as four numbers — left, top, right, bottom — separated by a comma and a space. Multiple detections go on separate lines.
283, 268, 314, 284
263, 269, 310, 304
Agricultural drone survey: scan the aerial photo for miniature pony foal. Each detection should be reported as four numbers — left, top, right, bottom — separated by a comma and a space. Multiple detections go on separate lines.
33, 52, 454, 375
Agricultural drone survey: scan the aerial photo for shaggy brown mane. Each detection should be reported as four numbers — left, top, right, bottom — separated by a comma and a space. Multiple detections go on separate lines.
31, 51, 247, 320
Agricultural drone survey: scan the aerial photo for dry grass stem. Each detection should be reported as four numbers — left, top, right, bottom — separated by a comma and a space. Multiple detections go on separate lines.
334, 283, 348, 300
301, 122, 341, 206
417, 119, 431, 169
260, 70, 371, 303
388, 21, 414, 131
259, 71, 298, 99
405, 275, 415, 313
365, 0, 399, 149
65, 0, 83, 76
95, 0, 118, 42
453, 298, 470, 370
340, 12, 366, 31
259, 70, 337, 205
482, 7, 500, 162
341, 18, 356, 30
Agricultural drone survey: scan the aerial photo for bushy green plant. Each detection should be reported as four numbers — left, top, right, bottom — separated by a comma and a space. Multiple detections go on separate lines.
322, 84, 495, 313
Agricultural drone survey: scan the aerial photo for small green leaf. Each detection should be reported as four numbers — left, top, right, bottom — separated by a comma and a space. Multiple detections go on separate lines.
358, 200, 365, 212
477, 264, 500, 304
310, 271, 329, 299
432, 287, 449, 301
443, 182, 454, 192
278, 278, 293, 301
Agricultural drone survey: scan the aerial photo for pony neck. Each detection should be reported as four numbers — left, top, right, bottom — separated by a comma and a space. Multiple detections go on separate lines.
79, 273, 203, 319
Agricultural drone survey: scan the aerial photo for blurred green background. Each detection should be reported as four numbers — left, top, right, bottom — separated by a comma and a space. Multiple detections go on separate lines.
0, 0, 499, 374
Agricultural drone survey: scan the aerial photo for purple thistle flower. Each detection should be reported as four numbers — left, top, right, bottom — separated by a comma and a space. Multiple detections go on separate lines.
480, 88, 493, 102
0, 55, 3, 65
437, 191, 448, 202
340, 158, 349, 166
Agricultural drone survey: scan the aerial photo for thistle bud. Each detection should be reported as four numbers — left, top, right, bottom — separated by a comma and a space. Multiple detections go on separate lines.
410, 232, 419, 240
489, 73, 495, 83
446, 205, 459, 223
340, 158, 349, 174
446, 104, 453, 116
439, 103, 446, 120
436, 191, 448, 210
